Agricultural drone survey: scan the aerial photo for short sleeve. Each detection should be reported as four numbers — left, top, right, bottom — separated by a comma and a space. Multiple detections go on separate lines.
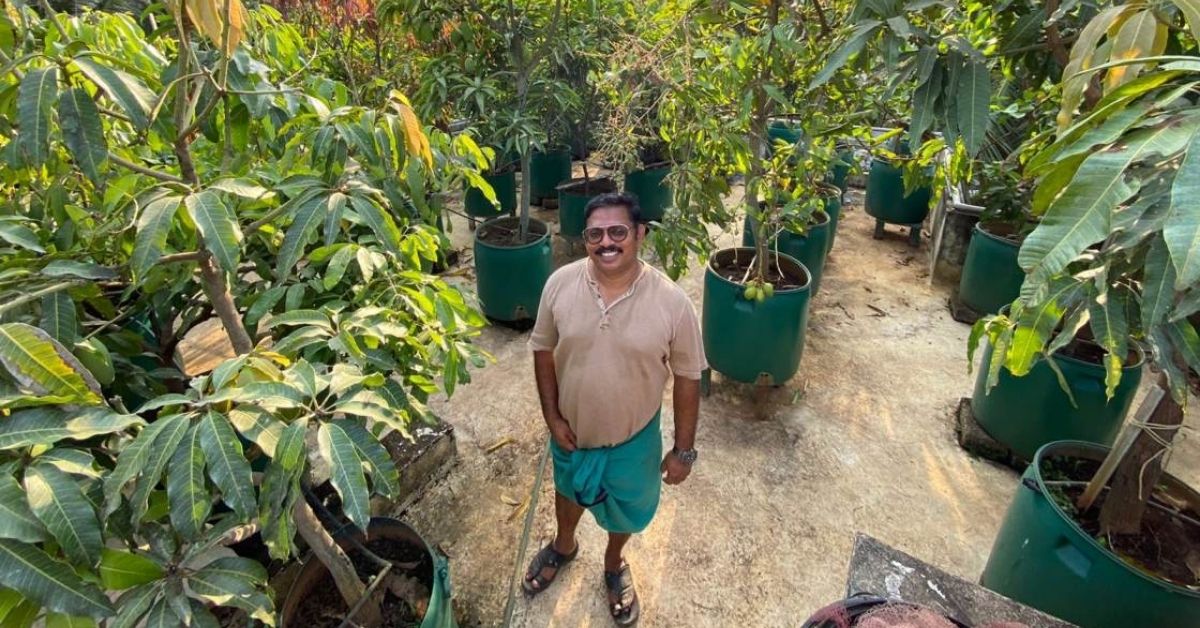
668, 297, 707, 379
528, 275, 559, 352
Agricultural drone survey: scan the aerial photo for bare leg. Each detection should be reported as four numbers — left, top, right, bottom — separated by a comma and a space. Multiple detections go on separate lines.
525, 492, 584, 590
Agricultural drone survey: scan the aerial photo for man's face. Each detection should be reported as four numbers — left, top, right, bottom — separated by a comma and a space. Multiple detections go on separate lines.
584, 205, 643, 274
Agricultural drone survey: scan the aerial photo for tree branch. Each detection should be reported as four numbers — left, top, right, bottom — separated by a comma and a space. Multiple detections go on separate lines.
156, 251, 205, 265
108, 153, 186, 183
0, 280, 86, 317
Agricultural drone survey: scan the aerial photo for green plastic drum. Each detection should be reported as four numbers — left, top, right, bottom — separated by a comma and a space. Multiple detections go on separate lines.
981, 441, 1200, 628
767, 119, 803, 154
464, 170, 517, 218
558, 179, 615, 240
865, 158, 932, 225
829, 148, 853, 193
972, 340, 1143, 461
702, 248, 812, 385
624, 165, 672, 223
529, 149, 572, 203
742, 211, 830, 297
473, 217, 552, 322
957, 223, 1025, 315
824, 196, 841, 254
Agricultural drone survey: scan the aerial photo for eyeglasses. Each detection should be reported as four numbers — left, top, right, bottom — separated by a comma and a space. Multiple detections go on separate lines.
583, 224, 632, 245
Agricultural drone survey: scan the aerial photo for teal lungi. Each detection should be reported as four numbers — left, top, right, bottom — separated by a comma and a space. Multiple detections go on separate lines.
550, 411, 663, 534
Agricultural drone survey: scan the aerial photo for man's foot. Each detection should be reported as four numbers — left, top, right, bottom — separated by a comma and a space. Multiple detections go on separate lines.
603, 560, 640, 625
523, 539, 578, 595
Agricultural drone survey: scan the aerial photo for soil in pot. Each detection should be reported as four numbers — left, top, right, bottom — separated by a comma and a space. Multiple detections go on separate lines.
711, 250, 806, 290
978, 219, 1025, 245
290, 535, 435, 627
1043, 456, 1200, 589
475, 216, 549, 247
557, 176, 617, 197
1057, 335, 1140, 367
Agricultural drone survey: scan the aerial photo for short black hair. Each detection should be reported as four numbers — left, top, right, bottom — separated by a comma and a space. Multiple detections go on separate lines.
584, 192, 641, 225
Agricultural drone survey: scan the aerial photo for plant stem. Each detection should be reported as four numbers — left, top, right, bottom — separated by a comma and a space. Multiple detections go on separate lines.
292, 499, 380, 624
198, 254, 253, 354
0, 280, 85, 317
108, 153, 186, 184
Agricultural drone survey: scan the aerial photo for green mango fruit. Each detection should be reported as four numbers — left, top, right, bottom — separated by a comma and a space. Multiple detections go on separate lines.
74, 338, 115, 386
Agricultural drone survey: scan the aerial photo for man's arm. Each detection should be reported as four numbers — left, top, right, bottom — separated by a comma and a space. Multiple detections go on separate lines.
671, 374, 700, 451
534, 350, 576, 451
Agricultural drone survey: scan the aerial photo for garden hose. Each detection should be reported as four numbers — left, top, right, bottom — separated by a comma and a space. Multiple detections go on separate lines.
502, 437, 553, 627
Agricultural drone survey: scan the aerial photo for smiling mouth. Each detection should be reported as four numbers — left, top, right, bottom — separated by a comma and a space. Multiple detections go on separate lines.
596, 248, 621, 259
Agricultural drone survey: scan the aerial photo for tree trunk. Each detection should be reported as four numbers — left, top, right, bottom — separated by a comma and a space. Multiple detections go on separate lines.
1100, 373, 1186, 535
198, 255, 253, 355
293, 499, 383, 626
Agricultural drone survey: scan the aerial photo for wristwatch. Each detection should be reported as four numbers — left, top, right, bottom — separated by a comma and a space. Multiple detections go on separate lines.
672, 447, 698, 466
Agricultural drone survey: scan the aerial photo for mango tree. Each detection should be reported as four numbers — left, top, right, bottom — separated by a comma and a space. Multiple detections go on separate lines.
0, 2, 484, 624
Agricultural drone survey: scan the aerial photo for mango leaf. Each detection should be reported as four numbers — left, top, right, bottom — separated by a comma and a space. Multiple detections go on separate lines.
0, 540, 112, 618
73, 58, 153, 130
1166, 128, 1200, 289
258, 421, 305, 560
956, 59, 990, 156
1103, 10, 1167, 92
45, 614, 97, 628
97, 549, 163, 591
261, 310, 331, 331
198, 412, 254, 521
187, 557, 274, 626
1006, 281, 1081, 376
909, 60, 942, 149
322, 192, 347, 247
186, 191, 242, 274
226, 407, 282, 457
166, 424, 209, 541
39, 261, 116, 280
809, 20, 884, 89
140, 599, 179, 628
1169, 319, 1200, 377
17, 68, 57, 166
36, 449, 98, 479
131, 195, 181, 279
0, 323, 99, 403
1, 596, 38, 628
23, 465, 102, 567
128, 414, 190, 525
0, 475, 45, 543
1020, 122, 1192, 284
276, 192, 328, 278
1060, 6, 1130, 123
0, 407, 143, 450
0, 222, 44, 253
1000, 9, 1048, 52
57, 88, 107, 185
349, 195, 402, 255
318, 422, 370, 532
1089, 290, 1129, 399
106, 582, 159, 628
39, 292, 76, 346
1031, 153, 1085, 215
1143, 235, 1177, 327
339, 421, 400, 500
1174, 0, 1200, 38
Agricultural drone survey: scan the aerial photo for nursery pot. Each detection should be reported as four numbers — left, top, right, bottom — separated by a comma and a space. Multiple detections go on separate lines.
865, 157, 932, 226
981, 441, 1200, 628
623, 163, 672, 223
557, 176, 618, 240
766, 118, 803, 154
957, 222, 1025, 315
971, 339, 1144, 461
829, 147, 853, 194
742, 210, 831, 297
473, 217, 552, 322
824, 196, 841, 254
529, 148, 572, 204
281, 517, 456, 628
702, 248, 812, 385
464, 170, 517, 218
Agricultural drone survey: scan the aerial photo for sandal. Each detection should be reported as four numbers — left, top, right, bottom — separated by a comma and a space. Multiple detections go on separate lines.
523, 540, 578, 595
603, 561, 640, 626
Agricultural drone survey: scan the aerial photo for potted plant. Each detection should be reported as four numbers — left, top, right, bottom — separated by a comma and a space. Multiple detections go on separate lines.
973, 3, 1200, 624
0, 4, 482, 625
954, 162, 1036, 319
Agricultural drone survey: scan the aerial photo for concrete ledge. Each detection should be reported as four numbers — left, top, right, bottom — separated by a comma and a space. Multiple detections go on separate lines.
378, 419, 458, 514
954, 397, 1024, 471
846, 533, 1075, 627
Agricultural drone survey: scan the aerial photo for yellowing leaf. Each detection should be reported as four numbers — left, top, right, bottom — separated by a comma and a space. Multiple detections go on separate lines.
1104, 10, 1168, 93
184, 0, 250, 54
391, 93, 433, 168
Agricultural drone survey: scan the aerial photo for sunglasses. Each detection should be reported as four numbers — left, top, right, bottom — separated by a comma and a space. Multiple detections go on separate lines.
583, 224, 633, 245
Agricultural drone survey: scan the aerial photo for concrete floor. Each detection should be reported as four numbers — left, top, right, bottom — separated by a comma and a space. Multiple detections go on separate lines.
403, 186, 1200, 627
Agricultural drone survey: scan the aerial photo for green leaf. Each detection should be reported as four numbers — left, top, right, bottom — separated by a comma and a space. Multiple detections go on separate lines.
318, 422, 370, 532
131, 195, 182, 280
1103, 10, 1165, 92
24, 465, 102, 567
0, 407, 143, 450
277, 192, 328, 278
57, 88, 107, 185
39, 292, 76, 346
141, 599, 178, 628
107, 585, 158, 628
186, 191, 242, 274
39, 261, 116, 281
17, 67, 57, 167
322, 192, 347, 247
0, 324, 99, 403
97, 549, 163, 591
1020, 122, 1192, 284
73, 58, 153, 130
1031, 153, 1085, 215
1143, 236, 1177, 327
45, 614, 97, 628
1000, 9, 1048, 52
167, 424, 209, 541
261, 310, 332, 331
324, 244, 357, 289
0, 223, 44, 254
1089, 292, 1129, 399
187, 557, 274, 626
198, 412, 255, 521
339, 421, 400, 499
956, 59, 990, 156
909, 60, 942, 149
259, 421, 305, 560
349, 195, 402, 255
227, 407, 282, 457
809, 20, 882, 90
129, 414, 190, 525
0, 540, 112, 618
1175, 0, 1200, 39
1166, 128, 1200, 290
0, 595, 37, 628
0, 475, 45, 544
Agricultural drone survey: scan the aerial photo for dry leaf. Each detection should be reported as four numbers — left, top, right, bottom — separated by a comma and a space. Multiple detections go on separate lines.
184, 0, 250, 55
390, 93, 433, 168
485, 436, 514, 454
500, 494, 520, 506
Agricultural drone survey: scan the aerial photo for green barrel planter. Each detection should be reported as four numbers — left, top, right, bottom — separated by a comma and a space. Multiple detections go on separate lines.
981, 441, 1200, 628
624, 164, 672, 223
824, 196, 841, 254
972, 340, 1144, 461
557, 177, 617, 240
473, 217, 552, 322
957, 222, 1025, 315
767, 119, 803, 154
829, 147, 853, 193
464, 170, 517, 218
865, 157, 932, 226
742, 210, 830, 296
702, 248, 812, 385
529, 148, 572, 204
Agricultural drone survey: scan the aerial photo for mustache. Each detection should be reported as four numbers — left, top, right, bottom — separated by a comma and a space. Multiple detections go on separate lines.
594, 246, 622, 255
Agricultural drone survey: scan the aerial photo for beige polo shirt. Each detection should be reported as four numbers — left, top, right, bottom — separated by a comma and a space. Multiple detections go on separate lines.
529, 258, 707, 448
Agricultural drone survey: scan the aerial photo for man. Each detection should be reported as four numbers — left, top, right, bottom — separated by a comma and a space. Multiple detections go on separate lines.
524, 192, 706, 625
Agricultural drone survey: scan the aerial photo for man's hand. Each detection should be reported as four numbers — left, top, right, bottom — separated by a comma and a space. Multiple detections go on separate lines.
548, 416, 577, 452
660, 451, 692, 485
